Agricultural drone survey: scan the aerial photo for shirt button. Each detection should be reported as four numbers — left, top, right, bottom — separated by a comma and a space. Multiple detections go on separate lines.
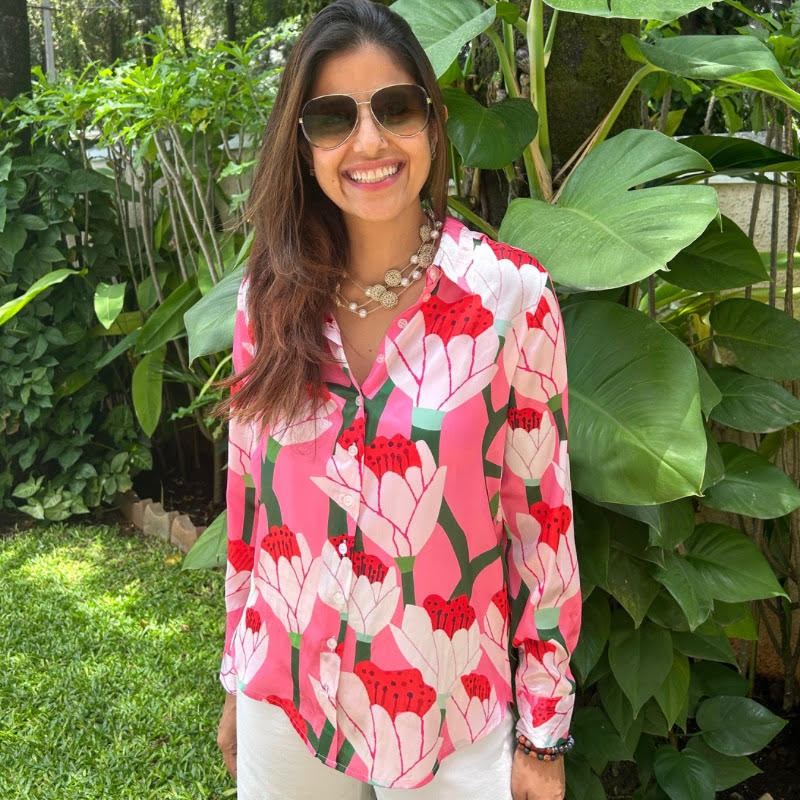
355, 395, 363, 407
375, 353, 385, 364
428, 266, 440, 281
347, 444, 359, 457
397, 318, 408, 329
342, 494, 354, 508
326, 637, 338, 651
338, 541, 349, 556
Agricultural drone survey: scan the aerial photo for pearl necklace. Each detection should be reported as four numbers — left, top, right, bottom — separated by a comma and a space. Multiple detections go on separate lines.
334, 215, 442, 319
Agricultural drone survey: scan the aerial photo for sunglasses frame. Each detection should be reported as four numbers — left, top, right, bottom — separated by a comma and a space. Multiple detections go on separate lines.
298, 83, 433, 150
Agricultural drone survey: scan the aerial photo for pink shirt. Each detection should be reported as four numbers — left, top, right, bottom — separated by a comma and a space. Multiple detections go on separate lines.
221, 217, 580, 790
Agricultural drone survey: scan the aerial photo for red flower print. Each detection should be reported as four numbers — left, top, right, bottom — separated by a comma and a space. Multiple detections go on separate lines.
228, 539, 255, 572
337, 418, 365, 459
352, 551, 389, 583
531, 696, 560, 727
245, 607, 262, 634
262, 524, 301, 561
329, 534, 355, 560
526, 294, 551, 331
461, 672, 491, 702
517, 638, 557, 664
355, 661, 436, 720
530, 502, 573, 552
267, 695, 308, 743
423, 594, 477, 636
420, 295, 493, 344
364, 435, 422, 480
508, 407, 543, 432
484, 240, 546, 272
491, 587, 509, 619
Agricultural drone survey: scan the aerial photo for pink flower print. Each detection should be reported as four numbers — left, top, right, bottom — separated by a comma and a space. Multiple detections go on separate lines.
309, 650, 342, 724
270, 386, 338, 447
253, 523, 321, 639
385, 295, 499, 426
390, 594, 482, 703
219, 649, 237, 693
319, 536, 355, 613
349, 552, 401, 639
515, 639, 574, 744
335, 663, 442, 788
309, 421, 364, 518
445, 672, 503, 746
266, 695, 309, 743
228, 417, 257, 476
505, 407, 558, 485
233, 607, 269, 685
480, 587, 511, 683
506, 286, 568, 401
225, 538, 255, 612
512, 501, 579, 608
461, 242, 547, 332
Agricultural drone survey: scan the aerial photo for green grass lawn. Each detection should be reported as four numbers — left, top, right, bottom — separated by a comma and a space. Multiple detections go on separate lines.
0, 522, 236, 800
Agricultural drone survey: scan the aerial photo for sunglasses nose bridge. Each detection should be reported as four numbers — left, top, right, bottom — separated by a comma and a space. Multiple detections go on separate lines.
350, 98, 387, 147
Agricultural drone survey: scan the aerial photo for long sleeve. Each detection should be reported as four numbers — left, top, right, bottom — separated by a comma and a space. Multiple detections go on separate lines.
500, 272, 581, 747
220, 279, 258, 694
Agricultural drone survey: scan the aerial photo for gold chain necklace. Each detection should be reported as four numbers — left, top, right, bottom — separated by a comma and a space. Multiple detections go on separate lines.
334, 215, 442, 319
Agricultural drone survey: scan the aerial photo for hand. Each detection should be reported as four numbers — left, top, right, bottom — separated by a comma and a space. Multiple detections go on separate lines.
217, 692, 238, 777
510, 747, 565, 800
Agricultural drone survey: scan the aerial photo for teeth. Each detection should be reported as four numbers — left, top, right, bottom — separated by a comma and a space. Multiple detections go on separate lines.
347, 164, 400, 183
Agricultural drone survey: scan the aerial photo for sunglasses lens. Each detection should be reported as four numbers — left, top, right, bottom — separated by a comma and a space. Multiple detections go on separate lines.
372, 85, 430, 137
302, 95, 357, 148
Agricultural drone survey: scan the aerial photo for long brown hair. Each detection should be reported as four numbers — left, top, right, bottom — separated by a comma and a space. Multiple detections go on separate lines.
227, 0, 449, 427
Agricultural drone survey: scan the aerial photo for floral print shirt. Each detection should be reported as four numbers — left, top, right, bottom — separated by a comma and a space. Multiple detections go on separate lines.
220, 217, 580, 790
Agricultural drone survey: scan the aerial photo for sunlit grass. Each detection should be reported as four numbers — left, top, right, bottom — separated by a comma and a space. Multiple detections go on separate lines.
0, 522, 236, 800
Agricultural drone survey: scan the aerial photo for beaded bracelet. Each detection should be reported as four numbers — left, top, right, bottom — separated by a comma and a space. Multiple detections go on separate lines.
516, 733, 575, 761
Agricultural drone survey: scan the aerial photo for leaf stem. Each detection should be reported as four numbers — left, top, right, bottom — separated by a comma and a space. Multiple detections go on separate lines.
528, 0, 551, 171
447, 196, 497, 237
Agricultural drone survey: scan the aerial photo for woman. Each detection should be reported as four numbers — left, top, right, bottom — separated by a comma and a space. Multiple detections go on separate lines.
216, 1, 580, 798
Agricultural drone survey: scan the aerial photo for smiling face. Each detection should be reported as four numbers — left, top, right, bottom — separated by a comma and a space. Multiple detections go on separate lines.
305, 44, 435, 227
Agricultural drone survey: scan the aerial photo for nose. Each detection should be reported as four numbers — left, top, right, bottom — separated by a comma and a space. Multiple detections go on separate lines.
350, 100, 386, 152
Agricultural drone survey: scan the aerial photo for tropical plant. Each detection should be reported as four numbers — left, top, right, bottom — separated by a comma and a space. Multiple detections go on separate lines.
185, 1, 800, 797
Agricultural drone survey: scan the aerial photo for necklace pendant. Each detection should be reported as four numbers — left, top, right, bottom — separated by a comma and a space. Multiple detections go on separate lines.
380, 290, 399, 309
384, 269, 403, 287
366, 284, 386, 300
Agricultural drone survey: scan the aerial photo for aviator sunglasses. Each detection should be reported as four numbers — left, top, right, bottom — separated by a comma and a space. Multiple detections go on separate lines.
299, 83, 432, 150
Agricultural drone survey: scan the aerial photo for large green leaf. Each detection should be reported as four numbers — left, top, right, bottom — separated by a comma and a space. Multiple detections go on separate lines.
391, 0, 496, 78
607, 551, 660, 628
571, 588, 610, 683
702, 443, 800, 519
132, 346, 165, 437
654, 653, 690, 729
0, 269, 85, 326
653, 746, 715, 800
570, 707, 631, 773
711, 298, 800, 380
182, 510, 227, 569
695, 358, 722, 419
661, 216, 767, 292
652, 553, 713, 631
597, 498, 694, 549
684, 523, 787, 603
563, 300, 706, 504
135, 278, 200, 355
672, 621, 736, 665
678, 135, 800, 177
442, 89, 538, 169
622, 34, 800, 113
185, 267, 242, 362
708, 366, 800, 433
697, 696, 786, 756
500, 130, 717, 290
608, 612, 673, 715
94, 281, 127, 329
685, 739, 761, 791
544, 0, 710, 18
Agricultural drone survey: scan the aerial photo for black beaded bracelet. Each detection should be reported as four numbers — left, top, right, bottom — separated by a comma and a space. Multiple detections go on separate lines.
516, 733, 575, 761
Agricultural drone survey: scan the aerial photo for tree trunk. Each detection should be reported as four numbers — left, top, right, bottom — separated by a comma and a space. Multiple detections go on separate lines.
177, 0, 191, 54
544, 11, 640, 172
225, 1, 237, 42
0, 0, 31, 100
137, 0, 162, 62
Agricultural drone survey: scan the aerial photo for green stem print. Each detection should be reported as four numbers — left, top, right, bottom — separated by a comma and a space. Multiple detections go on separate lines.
355, 634, 371, 664
396, 555, 416, 605
317, 719, 336, 760
290, 634, 301, 708
336, 739, 355, 772
261, 451, 282, 528
242, 476, 256, 545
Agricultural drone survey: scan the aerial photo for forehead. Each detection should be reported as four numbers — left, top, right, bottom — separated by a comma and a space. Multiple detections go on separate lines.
310, 43, 416, 99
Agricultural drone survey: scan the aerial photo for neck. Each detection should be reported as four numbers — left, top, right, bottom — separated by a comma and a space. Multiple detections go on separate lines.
343, 202, 428, 285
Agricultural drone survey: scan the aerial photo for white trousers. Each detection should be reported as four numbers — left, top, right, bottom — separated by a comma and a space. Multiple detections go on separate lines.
236, 693, 514, 800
